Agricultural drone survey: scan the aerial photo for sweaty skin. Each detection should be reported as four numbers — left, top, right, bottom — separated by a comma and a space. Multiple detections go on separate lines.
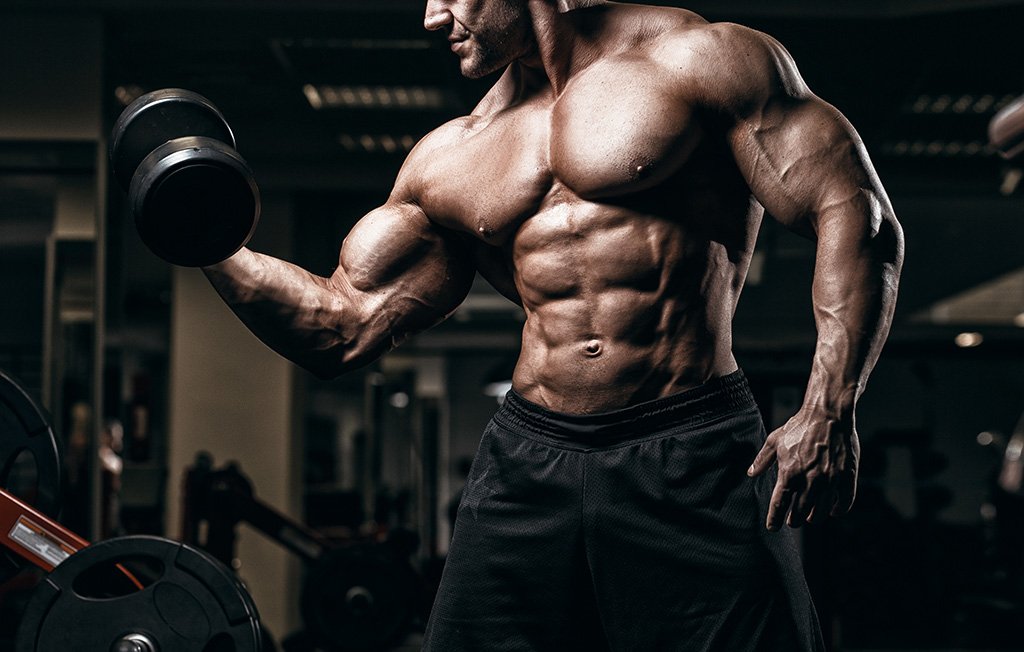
204, 0, 904, 530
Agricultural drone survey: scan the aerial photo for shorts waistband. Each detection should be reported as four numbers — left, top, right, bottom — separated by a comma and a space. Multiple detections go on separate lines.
495, 370, 757, 446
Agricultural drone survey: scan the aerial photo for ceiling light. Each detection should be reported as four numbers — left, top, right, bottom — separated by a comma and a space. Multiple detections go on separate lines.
974, 95, 996, 113
285, 38, 432, 51
954, 332, 984, 348
338, 134, 418, 154
883, 140, 993, 158
114, 85, 145, 107
951, 95, 973, 113
483, 381, 512, 398
389, 392, 410, 409
930, 95, 953, 113
907, 93, 1015, 116
303, 84, 447, 110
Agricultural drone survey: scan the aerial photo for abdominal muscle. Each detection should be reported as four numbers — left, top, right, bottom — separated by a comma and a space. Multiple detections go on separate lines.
509, 196, 745, 414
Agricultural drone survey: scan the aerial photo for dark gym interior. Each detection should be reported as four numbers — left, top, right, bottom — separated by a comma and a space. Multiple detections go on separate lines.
1, 0, 1023, 650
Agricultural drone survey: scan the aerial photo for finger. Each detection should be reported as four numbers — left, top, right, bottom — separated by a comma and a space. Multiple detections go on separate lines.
807, 481, 834, 524
748, 439, 777, 477
788, 480, 818, 528
831, 470, 857, 516
766, 480, 795, 531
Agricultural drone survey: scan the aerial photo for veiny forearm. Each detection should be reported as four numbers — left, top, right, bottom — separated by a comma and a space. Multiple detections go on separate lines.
803, 192, 904, 417
203, 248, 377, 378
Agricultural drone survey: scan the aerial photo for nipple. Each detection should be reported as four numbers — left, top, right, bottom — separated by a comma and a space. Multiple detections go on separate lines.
635, 163, 651, 177
583, 340, 603, 357
477, 224, 493, 238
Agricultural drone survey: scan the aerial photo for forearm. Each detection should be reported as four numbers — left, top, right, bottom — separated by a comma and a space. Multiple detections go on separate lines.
203, 248, 375, 378
803, 193, 904, 417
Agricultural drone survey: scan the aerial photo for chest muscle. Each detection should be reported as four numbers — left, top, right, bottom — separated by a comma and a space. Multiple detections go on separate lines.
419, 60, 701, 242
551, 59, 700, 199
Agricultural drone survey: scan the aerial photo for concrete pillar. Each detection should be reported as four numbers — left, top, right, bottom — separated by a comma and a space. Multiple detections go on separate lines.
166, 196, 301, 638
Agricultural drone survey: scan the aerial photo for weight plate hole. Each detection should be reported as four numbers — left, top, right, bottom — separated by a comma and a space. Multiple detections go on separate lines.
72, 556, 165, 599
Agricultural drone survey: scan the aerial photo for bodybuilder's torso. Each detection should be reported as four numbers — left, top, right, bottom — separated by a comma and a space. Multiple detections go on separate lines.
408, 7, 763, 413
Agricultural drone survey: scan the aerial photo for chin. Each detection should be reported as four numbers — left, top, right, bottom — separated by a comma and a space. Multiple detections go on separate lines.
459, 61, 483, 79
460, 60, 494, 79
461, 54, 514, 79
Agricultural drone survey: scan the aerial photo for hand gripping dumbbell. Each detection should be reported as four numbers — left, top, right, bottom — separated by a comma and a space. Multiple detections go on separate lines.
110, 88, 260, 267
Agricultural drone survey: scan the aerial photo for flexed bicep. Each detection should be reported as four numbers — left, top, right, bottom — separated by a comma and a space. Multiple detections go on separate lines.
205, 200, 474, 378
332, 202, 476, 356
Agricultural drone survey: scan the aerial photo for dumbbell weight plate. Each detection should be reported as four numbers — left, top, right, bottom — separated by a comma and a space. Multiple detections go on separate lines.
0, 370, 62, 584
110, 88, 236, 193
15, 535, 263, 652
130, 136, 261, 267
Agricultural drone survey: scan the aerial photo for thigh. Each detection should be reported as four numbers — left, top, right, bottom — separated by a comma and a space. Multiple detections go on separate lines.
583, 410, 824, 652
424, 423, 603, 652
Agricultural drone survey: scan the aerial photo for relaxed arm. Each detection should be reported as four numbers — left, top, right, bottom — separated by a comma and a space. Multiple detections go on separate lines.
743, 107, 903, 528
730, 68, 903, 420
204, 200, 475, 379
684, 24, 904, 526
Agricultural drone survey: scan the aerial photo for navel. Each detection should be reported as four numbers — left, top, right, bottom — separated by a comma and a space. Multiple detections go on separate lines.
583, 339, 603, 357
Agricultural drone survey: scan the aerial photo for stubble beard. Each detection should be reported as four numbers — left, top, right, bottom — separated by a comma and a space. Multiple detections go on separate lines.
458, 2, 530, 79
460, 33, 518, 79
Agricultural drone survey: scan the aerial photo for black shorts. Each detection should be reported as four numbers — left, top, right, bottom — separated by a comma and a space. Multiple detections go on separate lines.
424, 371, 825, 652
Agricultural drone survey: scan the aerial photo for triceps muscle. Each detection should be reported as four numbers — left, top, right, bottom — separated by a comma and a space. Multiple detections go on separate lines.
738, 98, 903, 411
732, 96, 877, 236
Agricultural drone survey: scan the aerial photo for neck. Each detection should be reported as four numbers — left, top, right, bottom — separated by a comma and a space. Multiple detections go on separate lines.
523, 0, 606, 93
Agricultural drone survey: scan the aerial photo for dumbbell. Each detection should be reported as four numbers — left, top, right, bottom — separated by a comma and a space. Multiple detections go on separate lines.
110, 88, 260, 267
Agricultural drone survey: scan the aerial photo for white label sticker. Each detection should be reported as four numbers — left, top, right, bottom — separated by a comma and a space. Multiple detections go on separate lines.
8, 518, 73, 567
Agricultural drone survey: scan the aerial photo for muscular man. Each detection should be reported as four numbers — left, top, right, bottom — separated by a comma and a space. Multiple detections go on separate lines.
203, 1, 904, 649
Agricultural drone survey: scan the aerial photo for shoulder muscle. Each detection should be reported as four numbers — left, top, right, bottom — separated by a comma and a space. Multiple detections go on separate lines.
656, 22, 811, 118
390, 115, 479, 206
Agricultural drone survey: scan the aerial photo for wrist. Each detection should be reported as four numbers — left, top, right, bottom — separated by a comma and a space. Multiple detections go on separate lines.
801, 378, 859, 420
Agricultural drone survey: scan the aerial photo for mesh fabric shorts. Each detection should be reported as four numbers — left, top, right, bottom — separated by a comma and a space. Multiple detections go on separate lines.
424, 371, 825, 652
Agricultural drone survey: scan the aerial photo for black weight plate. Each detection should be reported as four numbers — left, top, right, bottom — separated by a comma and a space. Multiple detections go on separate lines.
0, 370, 62, 584
301, 545, 418, 652
130, 136, 260, 267
15, 535, 262, 652
110, 88, 236, 193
